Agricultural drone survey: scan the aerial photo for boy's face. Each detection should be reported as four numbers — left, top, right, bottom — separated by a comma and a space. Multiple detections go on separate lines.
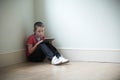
35, 26, 45, 37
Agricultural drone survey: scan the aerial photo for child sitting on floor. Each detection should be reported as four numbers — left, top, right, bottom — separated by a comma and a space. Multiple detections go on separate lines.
26, 22, 69, 65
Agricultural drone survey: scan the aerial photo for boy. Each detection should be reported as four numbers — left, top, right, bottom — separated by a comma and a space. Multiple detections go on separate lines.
26, 22, 69, 65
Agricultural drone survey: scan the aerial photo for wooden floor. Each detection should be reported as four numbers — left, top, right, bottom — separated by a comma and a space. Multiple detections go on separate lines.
0, 62, 120, 80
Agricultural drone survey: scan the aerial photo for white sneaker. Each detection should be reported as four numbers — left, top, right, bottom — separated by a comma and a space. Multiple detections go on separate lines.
59, 56, 69, 63
51, 56, 62, 65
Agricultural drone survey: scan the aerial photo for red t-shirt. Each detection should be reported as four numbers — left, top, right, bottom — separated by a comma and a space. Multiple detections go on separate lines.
26, 34, 37, 56
26, 34, 45, 57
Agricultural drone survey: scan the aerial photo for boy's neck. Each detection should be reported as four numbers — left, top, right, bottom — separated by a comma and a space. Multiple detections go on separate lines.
34, 34, 40, 38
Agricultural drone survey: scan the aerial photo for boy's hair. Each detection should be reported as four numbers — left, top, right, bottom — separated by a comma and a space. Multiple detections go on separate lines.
34, 22, 44, 31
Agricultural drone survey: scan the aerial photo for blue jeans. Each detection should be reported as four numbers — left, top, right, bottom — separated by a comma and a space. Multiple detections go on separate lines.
28, 42, 61, 62
39, 42, 61, 60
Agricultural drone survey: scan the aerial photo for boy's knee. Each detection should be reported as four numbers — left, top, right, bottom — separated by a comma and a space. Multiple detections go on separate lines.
37, 43, 43, 49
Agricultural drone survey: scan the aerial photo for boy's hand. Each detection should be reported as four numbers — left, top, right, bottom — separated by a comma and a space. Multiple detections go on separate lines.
48, 41, 53, 44
36, 40, 44, 46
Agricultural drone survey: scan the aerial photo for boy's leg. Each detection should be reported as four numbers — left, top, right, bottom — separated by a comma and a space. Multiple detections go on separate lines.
37, 43, 55, 60
45, 43, 69, 63
38, 43, 65, 65
28, 48, 46, 62
45, 43, 61, 58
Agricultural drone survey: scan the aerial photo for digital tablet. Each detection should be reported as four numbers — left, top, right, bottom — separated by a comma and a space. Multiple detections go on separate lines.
43, 38, 54, 42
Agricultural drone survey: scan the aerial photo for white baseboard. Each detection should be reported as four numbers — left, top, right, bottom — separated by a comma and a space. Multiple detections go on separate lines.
58, 49, 120, 63
0, 50, 26, 67
0, 49, 119, 67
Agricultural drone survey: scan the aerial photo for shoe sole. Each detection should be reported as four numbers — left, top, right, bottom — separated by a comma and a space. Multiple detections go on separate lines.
52, 62, 62, 65
62, 60, 69, 64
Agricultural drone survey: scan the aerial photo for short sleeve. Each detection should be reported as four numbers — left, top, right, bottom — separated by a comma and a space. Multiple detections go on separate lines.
26, 36, 34, 45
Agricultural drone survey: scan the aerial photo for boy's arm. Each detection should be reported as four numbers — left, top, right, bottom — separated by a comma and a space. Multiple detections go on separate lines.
28, 40, 43, 54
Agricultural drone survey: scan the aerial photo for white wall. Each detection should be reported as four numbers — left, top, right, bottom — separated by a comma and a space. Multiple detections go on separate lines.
0, 0, 34, 67
34, 0, 120, 50
0, 0, 34, 53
